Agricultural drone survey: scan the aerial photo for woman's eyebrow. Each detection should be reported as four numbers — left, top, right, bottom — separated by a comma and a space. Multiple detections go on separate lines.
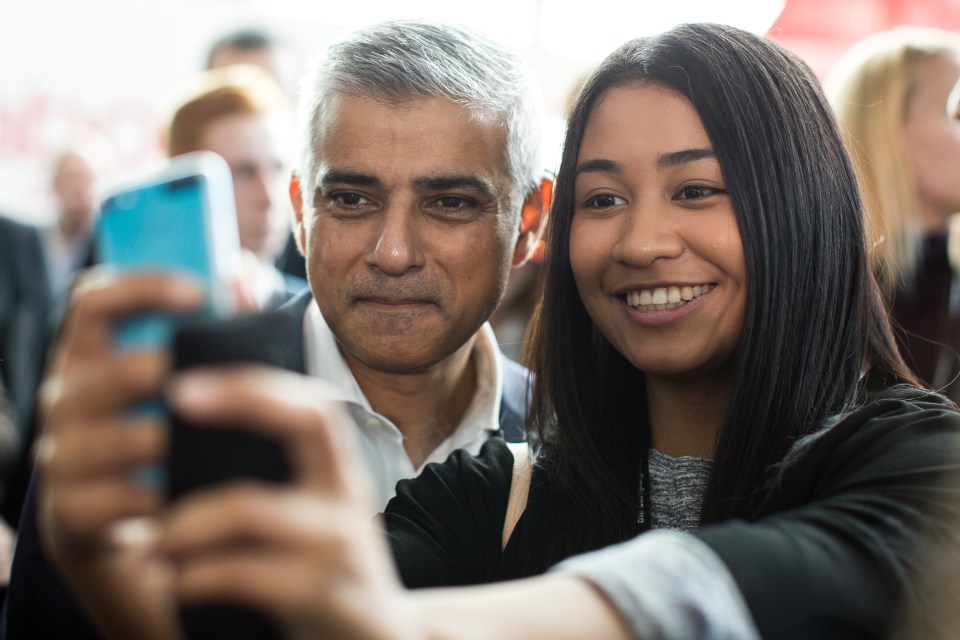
576, 149, 718, 176
575, 158, 621, 175
657, 147, 717, 170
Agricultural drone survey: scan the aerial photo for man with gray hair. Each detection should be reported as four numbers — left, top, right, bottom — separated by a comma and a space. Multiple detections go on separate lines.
4, 19, 550, 639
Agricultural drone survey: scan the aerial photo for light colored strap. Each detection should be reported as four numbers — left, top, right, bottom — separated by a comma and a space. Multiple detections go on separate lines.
502, 441, 532, 550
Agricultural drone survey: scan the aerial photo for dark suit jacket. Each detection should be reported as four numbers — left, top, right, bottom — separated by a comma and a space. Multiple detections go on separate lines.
0, 216, 52, 436
2, 291, 531, 639
0, 216, 55, 515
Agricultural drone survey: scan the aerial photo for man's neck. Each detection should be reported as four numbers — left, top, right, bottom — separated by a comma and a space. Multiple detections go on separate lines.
345, 335, 479, 468
57, 215, 87, 244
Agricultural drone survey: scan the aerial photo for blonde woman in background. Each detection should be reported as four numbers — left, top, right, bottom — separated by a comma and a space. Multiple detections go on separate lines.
829, 27, 960, 397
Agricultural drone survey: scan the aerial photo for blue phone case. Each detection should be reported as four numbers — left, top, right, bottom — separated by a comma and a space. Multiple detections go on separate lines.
95, 152, 241, 482
95, 151, 240, 350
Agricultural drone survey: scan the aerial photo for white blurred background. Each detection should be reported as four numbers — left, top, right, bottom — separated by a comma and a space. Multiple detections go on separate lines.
1, 0, 957, 222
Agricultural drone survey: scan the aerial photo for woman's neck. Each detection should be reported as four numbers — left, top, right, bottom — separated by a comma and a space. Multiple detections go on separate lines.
644, 374, 730, 459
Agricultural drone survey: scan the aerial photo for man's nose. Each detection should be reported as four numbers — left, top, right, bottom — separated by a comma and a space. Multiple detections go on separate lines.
366, 205, 426, 275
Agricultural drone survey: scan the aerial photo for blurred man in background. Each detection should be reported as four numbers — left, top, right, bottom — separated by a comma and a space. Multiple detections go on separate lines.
206, 27, 308, 281
166, 64, 307, 308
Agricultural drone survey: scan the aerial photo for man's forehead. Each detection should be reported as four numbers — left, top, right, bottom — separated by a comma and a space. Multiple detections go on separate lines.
315, 94, 505, 141
311, 94, 514, 195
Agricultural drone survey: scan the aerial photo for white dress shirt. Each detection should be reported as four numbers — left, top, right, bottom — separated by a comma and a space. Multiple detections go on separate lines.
302, 300, 504, 510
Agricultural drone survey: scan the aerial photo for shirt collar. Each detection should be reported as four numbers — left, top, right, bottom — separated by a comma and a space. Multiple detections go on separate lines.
302, 300, 503, 436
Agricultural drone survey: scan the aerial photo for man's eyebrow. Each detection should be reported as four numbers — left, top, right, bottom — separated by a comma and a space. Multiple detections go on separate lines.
318, 170, 381, 187
656, 148, 717, 170
315, 171, 497, 198
415, 174, 496, 198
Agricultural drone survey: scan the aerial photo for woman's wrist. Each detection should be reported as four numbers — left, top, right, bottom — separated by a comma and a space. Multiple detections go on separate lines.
410, 575, 631, 640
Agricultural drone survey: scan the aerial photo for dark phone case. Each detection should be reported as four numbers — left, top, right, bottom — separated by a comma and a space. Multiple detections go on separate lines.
168, 308, 303, 640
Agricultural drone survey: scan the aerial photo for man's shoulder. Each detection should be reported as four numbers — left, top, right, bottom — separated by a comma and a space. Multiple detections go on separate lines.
496, 354, 532, 442
273, 288, 314, 319
280, 271, 309, 296
499, 353, 532, 389
0, 215, 42, 253
0, 213, 30, 232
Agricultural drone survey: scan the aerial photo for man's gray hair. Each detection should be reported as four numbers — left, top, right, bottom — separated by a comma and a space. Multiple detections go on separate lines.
298, 20, 543, 209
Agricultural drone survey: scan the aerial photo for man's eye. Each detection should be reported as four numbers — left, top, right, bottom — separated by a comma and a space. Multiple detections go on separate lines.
330, 192, 366, 206
437, 196, 470, 210
583, 194, 626, 209
428, 196, 480, 221
232, 166, 258, 183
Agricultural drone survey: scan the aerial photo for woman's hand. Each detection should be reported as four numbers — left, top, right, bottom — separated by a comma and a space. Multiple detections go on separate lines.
36, 270, 206, 640
161, 367, 422, 640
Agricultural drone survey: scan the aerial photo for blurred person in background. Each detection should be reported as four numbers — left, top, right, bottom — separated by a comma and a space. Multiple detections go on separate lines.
0, 136, 113, 588
828, 27, 960, 398
206, 27, 308, 281
0, 214, 48, 585
206, 28, 284, 82
44, 145, 104, 300
0, 376, 17, 495
0, 134, 115, 531
0, 375, 14, 590
166, 63, 307, 309
0, 213, 50, 479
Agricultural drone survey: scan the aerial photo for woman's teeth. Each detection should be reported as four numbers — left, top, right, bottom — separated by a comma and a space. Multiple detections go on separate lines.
626, 284, 714, 311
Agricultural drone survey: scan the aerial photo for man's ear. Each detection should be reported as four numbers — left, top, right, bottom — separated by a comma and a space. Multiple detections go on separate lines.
289, 171, 307, 257
512, 176, 553, 267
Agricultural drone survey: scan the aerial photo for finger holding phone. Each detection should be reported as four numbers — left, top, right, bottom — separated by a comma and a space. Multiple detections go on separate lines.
159, 366, 418, 640
36, 151, 243, 640
36, 272, 205, 640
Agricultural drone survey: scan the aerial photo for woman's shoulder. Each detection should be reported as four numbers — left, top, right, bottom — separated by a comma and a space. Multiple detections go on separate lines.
698, 381, 960, 638
384, 438, 518, 588
834, 381, 960, 446
393, 438, 516, 503
863, 379, 959, 411
764, 380, 960, 509
792, 380, 959, 456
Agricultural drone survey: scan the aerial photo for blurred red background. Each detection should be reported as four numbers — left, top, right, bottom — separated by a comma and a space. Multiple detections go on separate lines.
771, 0, 960, 77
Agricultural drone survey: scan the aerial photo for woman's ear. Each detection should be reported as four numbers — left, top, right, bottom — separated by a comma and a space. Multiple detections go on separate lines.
289, 171, 307, 257
512, 176, 553, 267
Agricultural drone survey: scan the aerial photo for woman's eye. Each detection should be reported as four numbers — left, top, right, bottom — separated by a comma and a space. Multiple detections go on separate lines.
583, 193, 626, 209
674, 185, 724, 201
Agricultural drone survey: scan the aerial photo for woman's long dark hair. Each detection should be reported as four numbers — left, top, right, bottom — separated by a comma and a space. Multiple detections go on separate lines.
526, 23, 916, 568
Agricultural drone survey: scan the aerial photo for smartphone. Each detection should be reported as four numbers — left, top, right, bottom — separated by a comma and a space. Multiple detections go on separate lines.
168, 311, 298, 640
167, 311, 296, 502
95, 151, 241, 350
